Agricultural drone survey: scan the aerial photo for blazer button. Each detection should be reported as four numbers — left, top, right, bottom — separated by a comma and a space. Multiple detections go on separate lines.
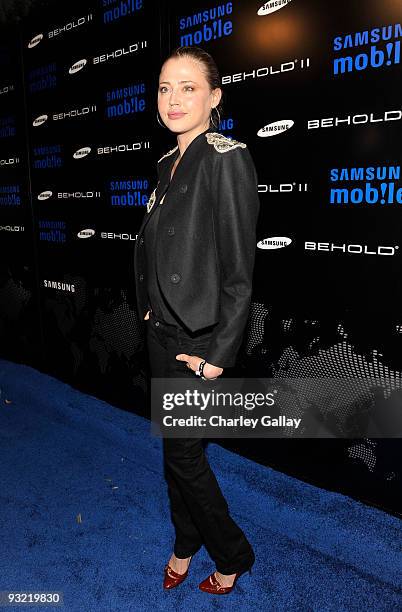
170, 273, 181, 283
179, 184, 188, 193
167, 227, 175, 236
139, 274, 144, 282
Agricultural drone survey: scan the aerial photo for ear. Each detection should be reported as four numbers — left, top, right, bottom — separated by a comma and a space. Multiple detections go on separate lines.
211, 87, 222, 108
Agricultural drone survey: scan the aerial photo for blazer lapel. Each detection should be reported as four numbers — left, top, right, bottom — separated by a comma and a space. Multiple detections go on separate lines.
137, 127, 213, 237
136, 150, 179, 236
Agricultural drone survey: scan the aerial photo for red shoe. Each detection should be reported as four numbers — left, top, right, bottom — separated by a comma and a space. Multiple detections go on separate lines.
198, 568, 252, 595
163, 556, 192, 590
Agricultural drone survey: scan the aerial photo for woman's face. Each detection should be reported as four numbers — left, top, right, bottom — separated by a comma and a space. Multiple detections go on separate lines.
158, 56, 221, 136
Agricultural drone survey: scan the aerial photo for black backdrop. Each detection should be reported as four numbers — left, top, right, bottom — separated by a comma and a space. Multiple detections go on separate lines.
1, 0, 401, 516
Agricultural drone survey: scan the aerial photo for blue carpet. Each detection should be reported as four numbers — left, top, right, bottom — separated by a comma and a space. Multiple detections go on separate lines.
0, 358, 401, 611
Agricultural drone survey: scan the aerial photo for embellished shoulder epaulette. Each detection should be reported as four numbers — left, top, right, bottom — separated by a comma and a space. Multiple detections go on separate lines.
205, 132, 247, 153
158, 145, 179, 163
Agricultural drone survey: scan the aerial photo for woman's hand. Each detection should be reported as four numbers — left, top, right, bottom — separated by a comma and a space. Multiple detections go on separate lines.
175, 353, 223, 379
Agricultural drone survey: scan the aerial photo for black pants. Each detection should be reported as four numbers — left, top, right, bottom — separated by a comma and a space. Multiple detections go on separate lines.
146, 309, 255, 575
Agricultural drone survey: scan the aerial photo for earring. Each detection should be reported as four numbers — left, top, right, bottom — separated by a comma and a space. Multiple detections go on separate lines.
156, 110, 167, 128
210, 106, 221, 129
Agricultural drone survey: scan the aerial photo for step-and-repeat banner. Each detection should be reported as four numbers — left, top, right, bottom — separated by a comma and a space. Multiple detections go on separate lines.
0, 0, 401, 511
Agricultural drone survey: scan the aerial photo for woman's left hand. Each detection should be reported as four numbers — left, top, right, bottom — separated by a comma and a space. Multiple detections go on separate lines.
175, 353, 223, 379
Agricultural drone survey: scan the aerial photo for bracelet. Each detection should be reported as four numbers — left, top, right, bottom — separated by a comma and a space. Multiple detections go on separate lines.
195, 360, 218, 381
195, 360, 206, 377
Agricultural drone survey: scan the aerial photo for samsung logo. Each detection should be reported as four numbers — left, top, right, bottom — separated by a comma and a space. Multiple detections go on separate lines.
38, 190, 52, 200
73, 147, 91, 159
258, 0, 292, 16
43, 279, 76, 292
257, 236, 292, 249
69, 59, 87, 74
33, 114, 48, 127
28, 33, 43, 48
77, 228, 95, 239
257, 120, 294, 137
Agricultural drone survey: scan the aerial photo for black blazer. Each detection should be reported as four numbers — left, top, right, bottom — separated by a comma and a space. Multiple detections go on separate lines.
133, 126, 260, 368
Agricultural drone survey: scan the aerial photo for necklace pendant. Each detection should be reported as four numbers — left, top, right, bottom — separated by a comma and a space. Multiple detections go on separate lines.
146, 187, 157, 213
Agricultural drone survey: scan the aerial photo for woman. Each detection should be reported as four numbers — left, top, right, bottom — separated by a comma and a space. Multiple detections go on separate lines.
134, 46, 260, 595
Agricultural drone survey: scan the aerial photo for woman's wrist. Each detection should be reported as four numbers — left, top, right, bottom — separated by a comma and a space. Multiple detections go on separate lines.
201, 361, 223, 380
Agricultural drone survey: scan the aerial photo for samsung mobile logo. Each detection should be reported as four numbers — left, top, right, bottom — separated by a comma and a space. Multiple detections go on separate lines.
28, 33, 43, 48
38, 190, 52, 200
69, 59, 87, 74
73, 147, 91, 159
78, 229, 95, 238
257, 236, 292, 249
258, 120, 294, 137
33, 114, 48, 127
258, 0, 293, 16
305, 241, 398, 256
